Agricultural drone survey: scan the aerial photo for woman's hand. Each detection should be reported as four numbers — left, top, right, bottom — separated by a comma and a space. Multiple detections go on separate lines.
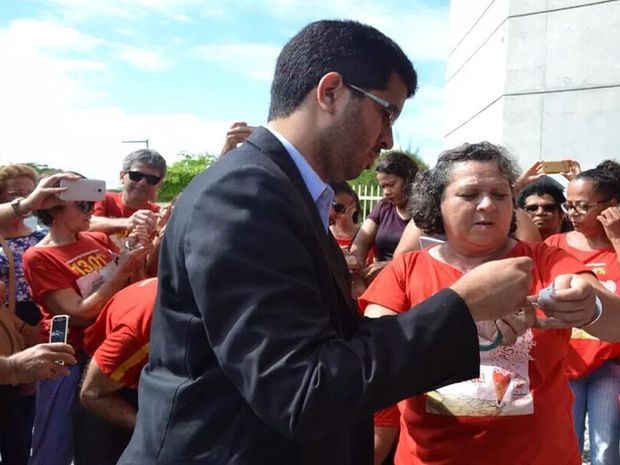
598, 205, 620, 242
536, 274, 597, 329
513, 161, 544, 193
20, 173, 80, 212
117, 242, 153, 275
559, 159, 581, 181
363, 261, 389, 283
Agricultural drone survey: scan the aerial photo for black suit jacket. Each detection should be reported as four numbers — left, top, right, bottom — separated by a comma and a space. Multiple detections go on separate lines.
118, 127, 480, 465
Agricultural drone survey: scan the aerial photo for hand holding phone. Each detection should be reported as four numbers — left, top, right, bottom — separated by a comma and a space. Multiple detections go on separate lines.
49, 315, 70, 366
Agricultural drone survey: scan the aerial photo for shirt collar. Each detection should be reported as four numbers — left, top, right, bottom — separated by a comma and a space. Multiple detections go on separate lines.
266, 126, 333, 232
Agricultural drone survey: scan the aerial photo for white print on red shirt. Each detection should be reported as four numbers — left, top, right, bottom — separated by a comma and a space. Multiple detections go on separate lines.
426, 330, 536, 417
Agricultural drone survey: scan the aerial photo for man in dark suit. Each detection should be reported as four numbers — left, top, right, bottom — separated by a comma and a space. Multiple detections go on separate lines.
118, 20, 535, 465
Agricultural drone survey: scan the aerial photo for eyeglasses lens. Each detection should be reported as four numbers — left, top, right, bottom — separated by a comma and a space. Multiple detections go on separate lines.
127, 171, 161, 185
332, 201, 346, 214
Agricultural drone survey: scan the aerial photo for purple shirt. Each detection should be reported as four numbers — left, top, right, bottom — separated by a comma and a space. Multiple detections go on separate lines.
367, 200, 408, 261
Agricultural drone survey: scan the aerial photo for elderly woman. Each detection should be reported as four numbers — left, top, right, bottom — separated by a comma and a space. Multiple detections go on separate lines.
22, 182, 151, 465
351, 151, 419, 282
360, 142, 619, 465
545, 161, 620, 465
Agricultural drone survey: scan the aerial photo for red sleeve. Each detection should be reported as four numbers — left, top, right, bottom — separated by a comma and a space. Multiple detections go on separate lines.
93, 193, 110, 216
94, 324, 149, 388
532, 242, 590, 283
374, 404, 400, 427
22, 248, 76, 303
358, 253, 411, 313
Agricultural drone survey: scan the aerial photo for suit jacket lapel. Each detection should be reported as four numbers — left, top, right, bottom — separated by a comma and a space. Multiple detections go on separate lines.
245, 127, 358, 321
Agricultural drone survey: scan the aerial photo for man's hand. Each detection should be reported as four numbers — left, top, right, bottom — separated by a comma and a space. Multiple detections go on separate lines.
221, 121, 255, 155
7, 343, 77, 384
535, 274, 597, 329
127, 210, 157, 236
450, 257, 534, 322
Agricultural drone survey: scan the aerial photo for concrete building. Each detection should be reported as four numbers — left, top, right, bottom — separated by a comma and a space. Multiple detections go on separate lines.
444, 0, 620, 172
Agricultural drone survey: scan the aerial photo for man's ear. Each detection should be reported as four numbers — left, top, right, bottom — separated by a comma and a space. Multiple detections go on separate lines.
315, 72, 347, 115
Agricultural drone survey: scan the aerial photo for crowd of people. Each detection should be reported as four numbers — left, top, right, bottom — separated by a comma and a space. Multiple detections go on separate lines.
0, 18, 618, 465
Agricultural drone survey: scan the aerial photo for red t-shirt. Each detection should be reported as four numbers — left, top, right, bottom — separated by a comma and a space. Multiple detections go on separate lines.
359, 241, 587, 465
22, 232, 118, 350
94, 191, 160, 219
545, 233, 620, 379
84, 278, 157, 388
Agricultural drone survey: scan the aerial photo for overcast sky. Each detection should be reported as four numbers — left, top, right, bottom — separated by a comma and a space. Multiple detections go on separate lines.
0, 0, 450, 188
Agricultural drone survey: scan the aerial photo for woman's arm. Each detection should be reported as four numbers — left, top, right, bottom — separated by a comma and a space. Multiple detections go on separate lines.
515, 208, 541, 242
393, 220, 421, 257
350, 218, 378, 269
41, 246, 151, 322
540, 272, 620, 341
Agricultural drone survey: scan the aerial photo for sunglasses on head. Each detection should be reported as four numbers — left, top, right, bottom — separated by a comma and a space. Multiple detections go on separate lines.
523, 204, 559, 214
126, 170, 161, 185
331, 201, 347, 214
75, 201, 95, 213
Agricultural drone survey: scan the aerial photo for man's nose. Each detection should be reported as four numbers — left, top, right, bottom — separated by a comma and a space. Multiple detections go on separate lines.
379, 126, 394, 150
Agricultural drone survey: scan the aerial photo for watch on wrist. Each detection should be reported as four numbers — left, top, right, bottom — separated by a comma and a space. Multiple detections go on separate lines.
10, 197, 31, 218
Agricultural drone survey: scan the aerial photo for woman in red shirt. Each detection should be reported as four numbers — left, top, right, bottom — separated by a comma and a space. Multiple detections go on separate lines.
23, 190, 151, 465
545, 161, 620, 465
360, 142, 619, 465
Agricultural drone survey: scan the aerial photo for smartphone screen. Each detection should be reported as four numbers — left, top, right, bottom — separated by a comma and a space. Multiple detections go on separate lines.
49, 315, 70, 344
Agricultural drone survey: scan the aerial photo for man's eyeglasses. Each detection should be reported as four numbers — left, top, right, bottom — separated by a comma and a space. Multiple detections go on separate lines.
346, 84, 400, 127
523, 204, 559, 214
561, 199, 611, 215
126, 171, 161, 185
331, 201, 347, 214
75, 201, 95, 214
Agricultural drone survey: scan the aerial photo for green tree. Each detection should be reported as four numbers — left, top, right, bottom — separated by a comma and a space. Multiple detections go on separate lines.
158, 152, 218, 202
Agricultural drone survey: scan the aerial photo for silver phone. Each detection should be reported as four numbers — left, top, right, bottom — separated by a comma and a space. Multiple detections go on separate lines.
49, 314, 70, 344
58, 179, 106, 202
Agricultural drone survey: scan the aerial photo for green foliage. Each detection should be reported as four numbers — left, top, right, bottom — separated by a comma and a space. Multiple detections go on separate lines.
158, 152, 218, 202
24, 162, 62, 175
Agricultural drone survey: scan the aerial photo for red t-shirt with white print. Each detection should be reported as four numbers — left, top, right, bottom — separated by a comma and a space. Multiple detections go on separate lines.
359, 241, 587, 465
23, 232, 118, 350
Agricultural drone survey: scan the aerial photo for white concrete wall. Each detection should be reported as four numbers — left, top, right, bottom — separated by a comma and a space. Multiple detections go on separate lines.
445, 0, 620, 171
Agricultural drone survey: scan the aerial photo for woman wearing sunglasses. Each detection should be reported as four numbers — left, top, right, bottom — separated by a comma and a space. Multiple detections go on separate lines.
350, 152, 419, 284
21, 178, 152, 465
545, 161, 620, 465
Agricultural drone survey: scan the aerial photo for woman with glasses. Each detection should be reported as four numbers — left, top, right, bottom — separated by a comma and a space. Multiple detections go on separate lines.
0, 164, 48, 465
21, 177, 152, 465
545, 162, 620, 465
350, 152, 418, 286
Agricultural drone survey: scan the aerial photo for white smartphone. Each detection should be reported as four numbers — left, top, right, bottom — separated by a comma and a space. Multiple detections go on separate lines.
49, 314, 70, 344
58, 179, 106, 202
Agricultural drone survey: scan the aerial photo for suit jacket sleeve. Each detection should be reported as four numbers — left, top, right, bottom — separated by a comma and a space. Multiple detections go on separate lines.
184, 160, 480, 441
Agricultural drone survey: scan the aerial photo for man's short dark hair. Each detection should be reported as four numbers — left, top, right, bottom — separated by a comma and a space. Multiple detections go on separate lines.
410, 142, 518, 236
516, 176, 566, 208
122, 149, 167, 177
268, 20, 417, 120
